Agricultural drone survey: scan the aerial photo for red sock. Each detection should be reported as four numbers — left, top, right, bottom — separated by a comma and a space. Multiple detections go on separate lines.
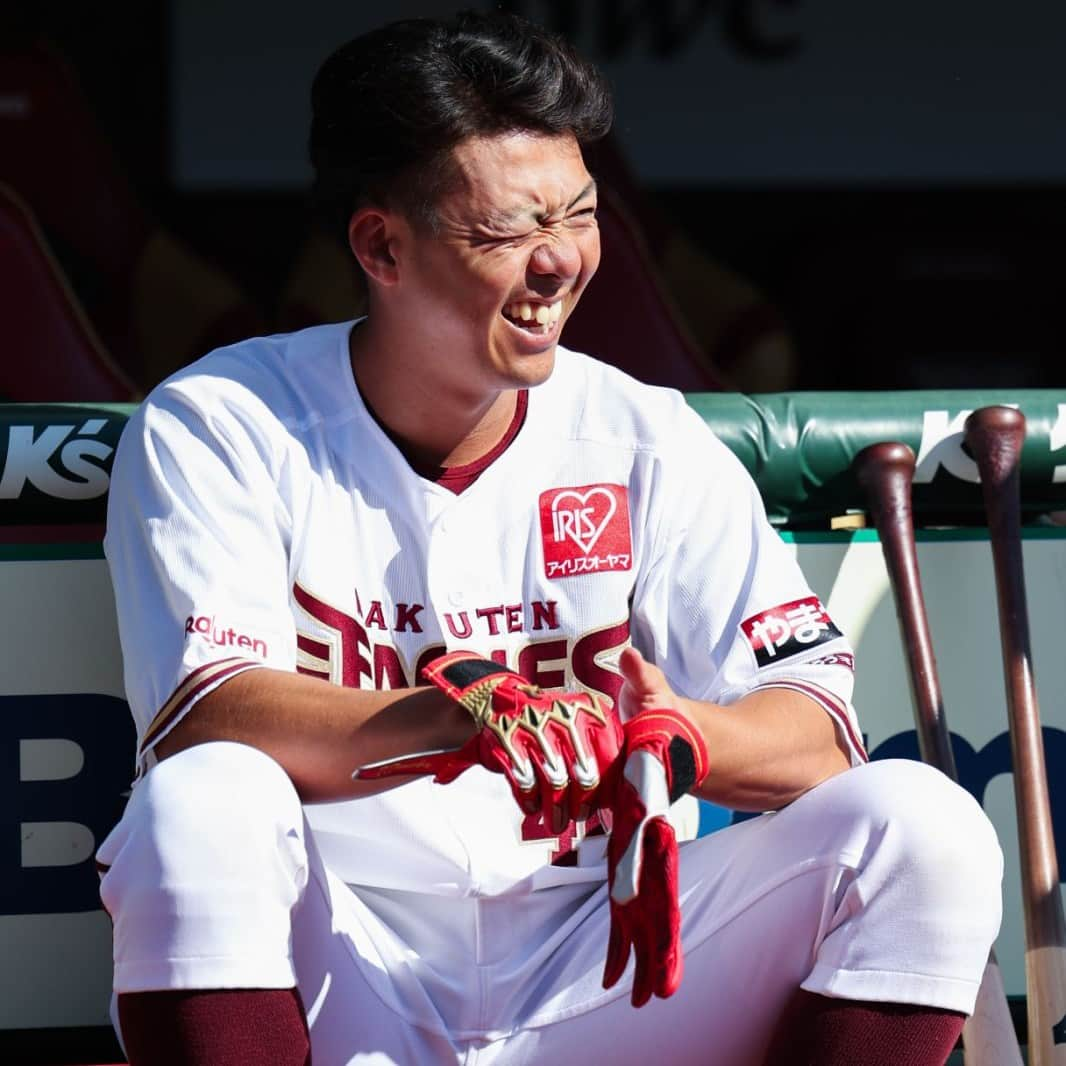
763, 988, 965, 1066
118, 988, 310, 1066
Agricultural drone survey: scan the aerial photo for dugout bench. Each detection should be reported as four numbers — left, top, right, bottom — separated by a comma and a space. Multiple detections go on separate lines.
3, 390, 1066, 1063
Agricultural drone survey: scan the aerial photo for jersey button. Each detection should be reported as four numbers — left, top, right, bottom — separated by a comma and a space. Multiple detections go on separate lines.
449, 590, 465, 606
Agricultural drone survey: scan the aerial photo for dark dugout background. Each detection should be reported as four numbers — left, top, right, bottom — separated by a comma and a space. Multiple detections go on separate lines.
10, 0, 1066, 393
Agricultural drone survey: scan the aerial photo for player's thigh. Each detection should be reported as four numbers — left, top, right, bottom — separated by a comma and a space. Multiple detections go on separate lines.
482, 852, 841, 1066
290, 859, 465, 1066
478, 807, 859, 1066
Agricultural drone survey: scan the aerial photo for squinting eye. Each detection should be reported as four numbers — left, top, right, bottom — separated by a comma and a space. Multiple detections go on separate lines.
567, 215, 596, 229
475, 231, 535, 247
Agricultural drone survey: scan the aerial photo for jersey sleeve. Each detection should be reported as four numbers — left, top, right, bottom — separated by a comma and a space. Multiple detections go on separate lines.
104, 382, 297, 776
630, 403, 866, 766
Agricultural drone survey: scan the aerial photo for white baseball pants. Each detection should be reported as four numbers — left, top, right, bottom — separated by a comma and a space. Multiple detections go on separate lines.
98, 742, 1003, 1065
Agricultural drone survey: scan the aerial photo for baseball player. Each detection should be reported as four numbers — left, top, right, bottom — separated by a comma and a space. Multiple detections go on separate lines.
96, 12, 1003, 1065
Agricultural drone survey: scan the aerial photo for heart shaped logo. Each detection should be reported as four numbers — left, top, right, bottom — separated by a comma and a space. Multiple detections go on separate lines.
539, 483, 633, 579
549, 487, 618, 553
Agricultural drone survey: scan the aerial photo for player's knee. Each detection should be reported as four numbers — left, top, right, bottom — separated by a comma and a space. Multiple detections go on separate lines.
139, 739, 301, 832
98, 741, 307, 915
847, 759, 1003, 938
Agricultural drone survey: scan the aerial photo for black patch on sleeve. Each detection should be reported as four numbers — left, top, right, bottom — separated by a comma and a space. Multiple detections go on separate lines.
741, 597, 844, 669
667, 736, 697, 802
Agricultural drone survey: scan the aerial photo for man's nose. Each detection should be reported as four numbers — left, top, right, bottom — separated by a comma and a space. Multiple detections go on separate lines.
528, 235, 582, 281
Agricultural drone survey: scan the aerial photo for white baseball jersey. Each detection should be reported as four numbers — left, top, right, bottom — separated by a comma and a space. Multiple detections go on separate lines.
104, 320, 866, 899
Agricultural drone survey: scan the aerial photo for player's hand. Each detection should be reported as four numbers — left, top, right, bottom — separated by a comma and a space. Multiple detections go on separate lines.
617, 645, 686, 720
354, 652, 624, 830
602, 706, 709, 1008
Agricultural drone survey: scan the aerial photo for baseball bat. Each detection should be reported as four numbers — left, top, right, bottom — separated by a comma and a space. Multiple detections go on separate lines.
965, 405, 1066, 1066
854, 441, 1022, 1066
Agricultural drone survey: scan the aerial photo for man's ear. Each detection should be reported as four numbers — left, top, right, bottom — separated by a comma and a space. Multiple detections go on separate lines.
348, 206, 400, 286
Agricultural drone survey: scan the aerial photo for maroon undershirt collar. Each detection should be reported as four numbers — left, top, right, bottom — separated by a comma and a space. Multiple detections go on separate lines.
367, 390, 530, 495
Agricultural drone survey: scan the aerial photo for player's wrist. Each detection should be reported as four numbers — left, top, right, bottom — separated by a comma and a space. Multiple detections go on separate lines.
364, 683, 478, 755
674, 698, 718, 778
624, 706, 710, 798
421, 651, 527, 729
419, 684, 480, 747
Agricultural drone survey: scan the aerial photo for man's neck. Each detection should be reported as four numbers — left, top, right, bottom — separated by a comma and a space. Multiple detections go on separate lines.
348, 320, 519, 470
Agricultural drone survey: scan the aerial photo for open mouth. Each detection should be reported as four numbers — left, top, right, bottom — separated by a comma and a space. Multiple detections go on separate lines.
502, 299, 563, 335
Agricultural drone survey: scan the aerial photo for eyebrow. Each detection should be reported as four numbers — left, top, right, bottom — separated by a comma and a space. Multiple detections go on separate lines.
567, 179, 598, 211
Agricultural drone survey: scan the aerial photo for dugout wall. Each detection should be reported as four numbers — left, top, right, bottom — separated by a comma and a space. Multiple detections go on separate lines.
2, 392, 1065, 1054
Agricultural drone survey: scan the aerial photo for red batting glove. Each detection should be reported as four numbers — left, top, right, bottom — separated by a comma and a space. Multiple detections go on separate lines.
353, 651, 624, 829
602, 708, 710, 1008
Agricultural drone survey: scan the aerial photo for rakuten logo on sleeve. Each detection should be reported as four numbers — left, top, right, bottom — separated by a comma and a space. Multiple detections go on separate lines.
184, 615, 269, 658
741, 596, 843, 668
539, 483, 632, 580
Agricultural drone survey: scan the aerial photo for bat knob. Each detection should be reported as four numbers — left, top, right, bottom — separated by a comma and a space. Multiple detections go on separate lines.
964, 406, 1026, 487
853, 441, 916, 490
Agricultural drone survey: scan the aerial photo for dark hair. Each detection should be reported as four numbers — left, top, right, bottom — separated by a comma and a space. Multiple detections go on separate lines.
309, 10, 613, 240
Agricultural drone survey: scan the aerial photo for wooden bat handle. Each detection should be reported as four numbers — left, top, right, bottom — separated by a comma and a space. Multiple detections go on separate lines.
854, 441, 956, 776
965, 404, 1066, 1065
856, 440, 1023, 1065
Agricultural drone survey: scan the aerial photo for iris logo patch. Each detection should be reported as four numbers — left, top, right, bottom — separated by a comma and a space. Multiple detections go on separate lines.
539, 483, 632, 579
741, 596, 843, 667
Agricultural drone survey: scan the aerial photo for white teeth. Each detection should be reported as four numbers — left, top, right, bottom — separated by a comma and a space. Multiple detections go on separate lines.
505, 300, 564, 328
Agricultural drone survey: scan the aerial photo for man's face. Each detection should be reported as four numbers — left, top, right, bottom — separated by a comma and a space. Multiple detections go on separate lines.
392, 130, 601, 393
